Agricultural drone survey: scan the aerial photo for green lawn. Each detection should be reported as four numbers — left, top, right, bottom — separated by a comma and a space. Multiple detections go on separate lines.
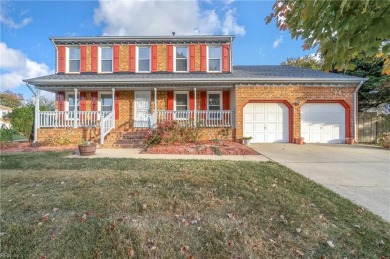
1, 151, 389, 258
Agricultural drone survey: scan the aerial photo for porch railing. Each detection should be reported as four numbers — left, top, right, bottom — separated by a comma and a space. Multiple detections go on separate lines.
38, 111, 110, 128
100, 111, 115, 145
153, 110, 233, 127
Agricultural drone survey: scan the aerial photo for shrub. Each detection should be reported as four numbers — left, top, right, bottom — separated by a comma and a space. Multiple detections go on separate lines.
145, 121, 203, 146
377, 132, 390, 149
0, 126, 15, 146
9, 105, 34, 139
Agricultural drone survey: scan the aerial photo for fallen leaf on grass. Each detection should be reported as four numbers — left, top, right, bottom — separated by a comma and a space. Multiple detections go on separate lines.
227, 213, 237, 220
327, 240, 335, 248
295, 249, 304, 256
180, 246, 189, 254
296, 228, 302, 233
52, 208, 59, 213
109, 224, 117, 231
42, 214, 50, 222
127, 248, 135, 257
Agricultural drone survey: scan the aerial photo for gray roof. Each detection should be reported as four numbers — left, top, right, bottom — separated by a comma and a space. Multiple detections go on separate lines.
24, 66, 366, 87
50, 35, 234, 45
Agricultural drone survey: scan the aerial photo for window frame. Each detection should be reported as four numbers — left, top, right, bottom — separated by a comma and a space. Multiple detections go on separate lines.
98, 92, 113, 113
136, 46, 151, 73
206, 45, 222, 73
65, 92, 80, 119
207, 91, 222, 120
67, 47, 81, 73
174, 46, 189, 72
174, 91, 189, 120
99, 46, 113, 73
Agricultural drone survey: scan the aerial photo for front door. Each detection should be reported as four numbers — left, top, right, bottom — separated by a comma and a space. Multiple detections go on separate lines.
134, 91, 151, 128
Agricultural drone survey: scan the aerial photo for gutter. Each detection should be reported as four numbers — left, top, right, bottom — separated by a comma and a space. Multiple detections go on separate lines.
50, 38, 57, 75
353, 80, 365, 142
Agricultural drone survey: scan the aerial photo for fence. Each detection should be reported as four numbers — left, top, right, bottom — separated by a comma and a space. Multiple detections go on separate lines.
358, 112, 390, 143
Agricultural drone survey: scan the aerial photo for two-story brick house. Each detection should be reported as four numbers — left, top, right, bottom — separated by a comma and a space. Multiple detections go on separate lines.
24, 35, 365, 146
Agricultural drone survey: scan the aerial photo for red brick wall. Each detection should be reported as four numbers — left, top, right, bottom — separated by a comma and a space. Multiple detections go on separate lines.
234, 85, 356, 141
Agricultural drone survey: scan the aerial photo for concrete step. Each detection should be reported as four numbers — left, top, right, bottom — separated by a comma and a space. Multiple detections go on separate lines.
101, 143, 145, 149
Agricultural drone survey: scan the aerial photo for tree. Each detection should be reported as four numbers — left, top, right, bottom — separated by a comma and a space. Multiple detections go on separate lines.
344, 58, 390, 111
266, 0, 390, 74
26, 96, 55, 111
0, 91, 24, 108
10, 105, 34, 139
282, 55, 322, 70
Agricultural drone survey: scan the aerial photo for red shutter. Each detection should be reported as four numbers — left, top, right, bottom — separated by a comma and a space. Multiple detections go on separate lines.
80, 46, 87, 72
80, 92, 86, 111
57, 92, 65, 111
113, 45, 120, 72
189, 44, 195, 72
167, 45, 173, 72
200, 45, 207, 72
200, 91, 207, 110
58, 46, 65, 73
129, 45, 136, 72
151, 45, 157, 72
91, 92, 98, 111
115, 92, 120, 120
223, 91, 230, 110
189, 91, 194, 110
91, 46, 98, 72
222, 44, 230, 72
167, 91, 174, 110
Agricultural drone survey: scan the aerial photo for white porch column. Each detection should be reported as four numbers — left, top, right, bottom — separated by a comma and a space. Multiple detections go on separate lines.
112, 88, 115, 118
33, 89, 40, 143
193, 87, 197, 126
73, 88, 78, 128
154, 87, 157, 113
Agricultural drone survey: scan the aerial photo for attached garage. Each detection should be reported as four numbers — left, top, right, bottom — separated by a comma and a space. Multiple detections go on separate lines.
243, 103, 290, 143
301, 103, 346, 144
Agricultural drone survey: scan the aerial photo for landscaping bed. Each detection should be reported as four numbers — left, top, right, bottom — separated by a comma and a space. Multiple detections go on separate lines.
0, 142, 77, 153
141, 141, 259, 155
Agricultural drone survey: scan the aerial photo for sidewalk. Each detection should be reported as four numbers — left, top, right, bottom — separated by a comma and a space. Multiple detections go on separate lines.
69, 148, 269, 161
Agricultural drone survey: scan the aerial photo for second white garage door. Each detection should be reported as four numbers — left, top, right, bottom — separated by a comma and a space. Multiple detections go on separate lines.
301, 103, 345, 143
243, 103, 289, 143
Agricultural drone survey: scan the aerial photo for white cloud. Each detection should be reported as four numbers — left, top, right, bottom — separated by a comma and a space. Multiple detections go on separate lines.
273, 35, 283, 48
94, 0, 245, 36
0, 42, 53, 91
0, 1, 32, 29
222, 8, 245, 36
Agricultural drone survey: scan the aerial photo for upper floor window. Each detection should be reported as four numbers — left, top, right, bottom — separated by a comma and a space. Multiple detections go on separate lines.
175, 46, 188, 72
137, 47, 150, 72
100, 47, 113, 73
208, 46, 222, 72
68, 47, 80, 73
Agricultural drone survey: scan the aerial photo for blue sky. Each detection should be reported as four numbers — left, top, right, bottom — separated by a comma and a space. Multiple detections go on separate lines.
1, 0, 313, 100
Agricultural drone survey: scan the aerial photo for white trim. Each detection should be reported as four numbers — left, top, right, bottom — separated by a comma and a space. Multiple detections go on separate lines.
136, 46, 151, 73
98, 91, 113, 112
206, 91, 222, 111
173, 46, 189, 72
134, 91, 151, 128
206, 45, 222, 73
174, 91, 189, 120
65, 92, 80, 112
66, 46, 80, 74
98, 46, 113, 73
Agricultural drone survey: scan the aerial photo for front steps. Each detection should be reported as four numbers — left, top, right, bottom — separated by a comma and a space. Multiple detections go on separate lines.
101, 129, 147, 148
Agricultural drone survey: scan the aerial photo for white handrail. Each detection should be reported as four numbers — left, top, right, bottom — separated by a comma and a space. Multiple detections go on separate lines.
100, 111, 115, 144
38, 111, 110, 128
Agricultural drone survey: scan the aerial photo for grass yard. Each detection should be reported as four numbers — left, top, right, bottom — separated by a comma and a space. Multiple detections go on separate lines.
1, 152, 389, 258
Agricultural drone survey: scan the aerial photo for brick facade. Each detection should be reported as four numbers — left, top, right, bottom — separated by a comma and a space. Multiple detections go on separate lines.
234, 85, 356, 142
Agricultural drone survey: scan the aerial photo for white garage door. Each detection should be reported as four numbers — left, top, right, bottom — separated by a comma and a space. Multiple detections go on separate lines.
301, 103, 345, 143
243, 103, 289, 143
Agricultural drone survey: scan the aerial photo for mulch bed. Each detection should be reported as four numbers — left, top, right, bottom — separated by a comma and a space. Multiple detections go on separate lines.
0, 142, 78, 154
141, 141, 259, 155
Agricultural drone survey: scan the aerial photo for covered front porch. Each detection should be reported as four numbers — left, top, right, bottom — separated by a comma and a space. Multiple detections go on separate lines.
34, 87, 235, 144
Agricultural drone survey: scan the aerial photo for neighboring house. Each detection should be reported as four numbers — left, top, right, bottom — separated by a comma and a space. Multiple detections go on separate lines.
24, 35, 366, 145
0, 105, 12, 128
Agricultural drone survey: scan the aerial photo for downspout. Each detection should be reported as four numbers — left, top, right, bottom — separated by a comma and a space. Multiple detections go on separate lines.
50, 38, 58, 73
26, 83, 36, 96
353, 80, 364, 142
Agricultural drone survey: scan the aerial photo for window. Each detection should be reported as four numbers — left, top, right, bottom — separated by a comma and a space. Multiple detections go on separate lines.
208, 46, 222, 72
207, 92, 222, 120
138, 47, 150, 72
100, 47, 113, 72
174, 92, 188, 120
66, 93, 80, 119
68, 47, 80, 73
175, 46, 188, 72
100, 93, 113, 112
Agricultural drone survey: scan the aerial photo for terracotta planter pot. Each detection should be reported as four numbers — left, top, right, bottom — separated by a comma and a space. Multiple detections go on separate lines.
345, 138, 354, 145
295, 137, 304, 145
78, 145, 96, 156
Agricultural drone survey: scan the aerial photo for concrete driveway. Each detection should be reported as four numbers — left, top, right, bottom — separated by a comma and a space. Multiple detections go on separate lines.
250, 143, 390, 222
